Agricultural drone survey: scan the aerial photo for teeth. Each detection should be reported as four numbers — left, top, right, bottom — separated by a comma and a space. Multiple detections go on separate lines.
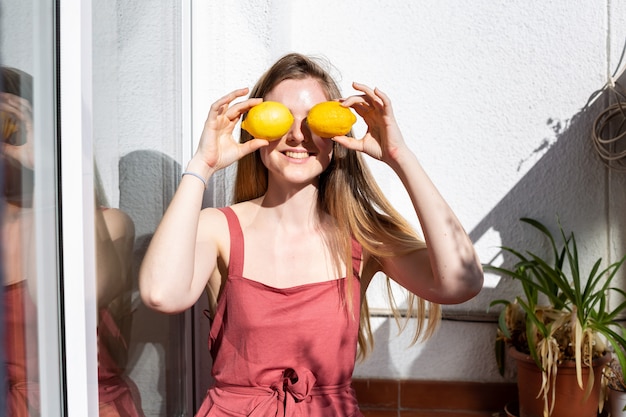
285, 151, 309, 159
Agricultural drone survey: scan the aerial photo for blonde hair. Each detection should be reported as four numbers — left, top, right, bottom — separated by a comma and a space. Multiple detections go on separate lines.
234, 53, 441, 358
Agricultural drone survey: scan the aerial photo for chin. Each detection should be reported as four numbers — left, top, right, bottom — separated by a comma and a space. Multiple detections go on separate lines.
284, 166, 324, 183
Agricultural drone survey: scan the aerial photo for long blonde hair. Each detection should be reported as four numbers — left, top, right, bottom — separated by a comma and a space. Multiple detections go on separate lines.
234, 53, 441, 358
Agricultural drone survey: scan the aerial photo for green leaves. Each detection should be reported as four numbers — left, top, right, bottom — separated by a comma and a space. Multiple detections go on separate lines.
484, 217, 626, 408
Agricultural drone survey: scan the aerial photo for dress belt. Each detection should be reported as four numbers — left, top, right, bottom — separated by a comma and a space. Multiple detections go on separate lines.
215, 367, 351, 417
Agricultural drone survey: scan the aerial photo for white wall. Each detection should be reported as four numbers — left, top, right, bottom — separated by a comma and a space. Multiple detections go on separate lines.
191, 1, 626, 383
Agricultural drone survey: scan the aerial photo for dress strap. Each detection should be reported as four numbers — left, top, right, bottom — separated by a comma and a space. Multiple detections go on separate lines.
217, 207, 244, 277
208, 207, 243, 350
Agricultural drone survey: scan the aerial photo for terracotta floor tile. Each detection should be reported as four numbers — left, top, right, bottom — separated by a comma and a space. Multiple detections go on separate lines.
353, 379, 520, 417
353, 379, 399, 409
399, 380, 516, 411
361, 409, 399, 417
399, 412, 504, 417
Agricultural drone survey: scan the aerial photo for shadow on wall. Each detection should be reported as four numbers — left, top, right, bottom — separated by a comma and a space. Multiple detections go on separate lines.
463, 75, 626, 317
118, 149, 189, 417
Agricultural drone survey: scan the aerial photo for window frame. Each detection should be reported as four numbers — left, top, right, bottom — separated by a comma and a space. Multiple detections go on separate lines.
58, 0, 99, 415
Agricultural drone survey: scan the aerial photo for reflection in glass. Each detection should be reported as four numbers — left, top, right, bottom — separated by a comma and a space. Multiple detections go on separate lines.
2, 67, 40, 417
95, 179, 144, 416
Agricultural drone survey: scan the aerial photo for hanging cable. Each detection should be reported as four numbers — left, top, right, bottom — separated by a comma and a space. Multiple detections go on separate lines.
590, 38, 626, 171
591, 83, 626, 171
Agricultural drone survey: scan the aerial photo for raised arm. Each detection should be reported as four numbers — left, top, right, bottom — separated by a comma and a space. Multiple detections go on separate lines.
336, 83, 483, 304
139, 88, 268, 313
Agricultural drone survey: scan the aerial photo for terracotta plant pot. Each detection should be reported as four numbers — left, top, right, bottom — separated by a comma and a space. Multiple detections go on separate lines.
509, 347, 611, 417
608, 387, 626, 417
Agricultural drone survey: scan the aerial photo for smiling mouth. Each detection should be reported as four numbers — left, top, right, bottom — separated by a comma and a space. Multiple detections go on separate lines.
284, 151, 311, 159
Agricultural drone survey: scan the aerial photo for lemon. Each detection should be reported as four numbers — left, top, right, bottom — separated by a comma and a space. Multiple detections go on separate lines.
307, 101, 356, 138
1, 111, 19, 140
241, 101, 294, 141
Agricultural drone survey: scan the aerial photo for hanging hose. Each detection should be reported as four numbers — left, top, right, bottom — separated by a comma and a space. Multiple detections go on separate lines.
591, 83, 626, 171
590, 37, 626, 171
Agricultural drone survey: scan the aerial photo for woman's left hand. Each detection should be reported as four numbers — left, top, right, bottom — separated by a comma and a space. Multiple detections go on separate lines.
333, 82, 409, 166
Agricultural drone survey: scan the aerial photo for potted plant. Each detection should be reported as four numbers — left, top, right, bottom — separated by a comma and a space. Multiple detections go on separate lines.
603, 356, 626, 416
486, 217, 626, 417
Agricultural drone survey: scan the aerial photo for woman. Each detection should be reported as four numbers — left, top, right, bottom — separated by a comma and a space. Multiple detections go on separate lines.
139, 53, 483, 416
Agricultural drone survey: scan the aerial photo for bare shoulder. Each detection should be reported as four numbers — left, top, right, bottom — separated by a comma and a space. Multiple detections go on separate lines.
226, 198, 262, 224
197, 201, 259, 258
101, 208, 135, 241
197, 206, 230, 247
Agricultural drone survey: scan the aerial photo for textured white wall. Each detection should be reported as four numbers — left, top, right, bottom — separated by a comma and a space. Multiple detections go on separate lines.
191, 1, 626, 383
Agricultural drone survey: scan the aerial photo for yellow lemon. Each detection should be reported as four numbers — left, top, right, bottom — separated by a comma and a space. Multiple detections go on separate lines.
1, 111, 21, 145
307, 101, 356, 138
241, 101, 294, 141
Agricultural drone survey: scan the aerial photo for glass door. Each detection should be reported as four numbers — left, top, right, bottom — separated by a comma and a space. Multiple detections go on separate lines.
3, 1, 194, 415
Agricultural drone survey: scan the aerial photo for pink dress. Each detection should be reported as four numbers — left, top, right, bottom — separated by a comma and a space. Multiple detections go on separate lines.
195, 207, 364, 417
4, 282, 144, 417
97, 308, 145, 417
5, 281, 40, 417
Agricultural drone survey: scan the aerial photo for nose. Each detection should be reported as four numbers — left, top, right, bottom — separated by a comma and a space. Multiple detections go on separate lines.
286, 118, 311, 144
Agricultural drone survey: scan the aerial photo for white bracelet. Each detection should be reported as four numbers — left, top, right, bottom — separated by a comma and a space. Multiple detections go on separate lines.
182, 171, 208, 189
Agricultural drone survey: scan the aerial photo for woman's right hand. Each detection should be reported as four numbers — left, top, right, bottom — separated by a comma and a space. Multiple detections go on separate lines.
192, 88, 268, 175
